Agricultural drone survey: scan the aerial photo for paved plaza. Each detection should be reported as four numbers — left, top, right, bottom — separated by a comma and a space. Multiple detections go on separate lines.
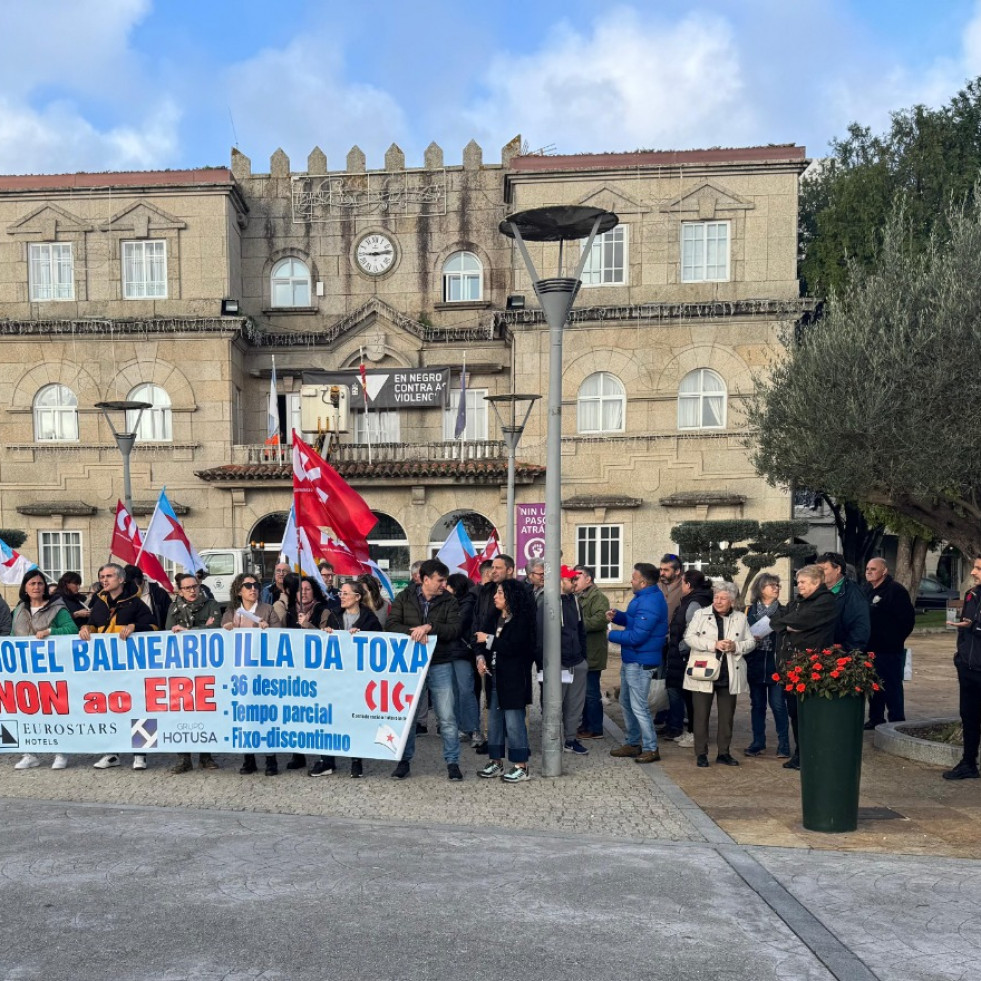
1, 629, 979, 980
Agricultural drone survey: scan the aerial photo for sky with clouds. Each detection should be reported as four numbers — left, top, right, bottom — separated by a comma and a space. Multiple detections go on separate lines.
1, 0, 979, 175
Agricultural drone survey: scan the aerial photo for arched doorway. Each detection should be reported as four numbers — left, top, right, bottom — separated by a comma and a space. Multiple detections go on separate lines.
428, 509, 496, 558
248, 512, 289, 581
368, 512, 410, 589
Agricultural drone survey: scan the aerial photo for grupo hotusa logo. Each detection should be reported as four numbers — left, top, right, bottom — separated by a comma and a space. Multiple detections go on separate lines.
131, 718, 158, 749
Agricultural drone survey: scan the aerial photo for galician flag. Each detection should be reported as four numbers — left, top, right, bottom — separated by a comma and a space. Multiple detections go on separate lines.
0, 537, 36, 585
435, 519, 477, 578
112, 500, 172, 590
141, 489, 205, 575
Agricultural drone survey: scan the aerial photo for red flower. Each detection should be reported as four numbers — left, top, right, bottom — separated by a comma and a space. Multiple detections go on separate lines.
872, 683, 880, 691
836, 657, 850, 666
810, 654, 820, 661
864, 662, 873, 669
785, 684, 794, 691
855, 686, 862, 692
830, 670, 841, 678
868, 652, 876, 660
796, 683, 806, 693
811, 673, 821, 681
771, 673, 781, 682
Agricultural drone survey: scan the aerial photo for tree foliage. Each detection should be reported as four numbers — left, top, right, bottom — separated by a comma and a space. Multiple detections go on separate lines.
671, 519, 810, 601
800, 78, 981, 296
0, 529, 26, 549
749, 198, 981, 558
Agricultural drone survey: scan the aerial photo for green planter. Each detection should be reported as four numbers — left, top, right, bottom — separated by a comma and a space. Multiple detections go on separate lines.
798, 693, 864, 833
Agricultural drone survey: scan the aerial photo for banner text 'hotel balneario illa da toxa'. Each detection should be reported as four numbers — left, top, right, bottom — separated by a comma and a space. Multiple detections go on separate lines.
0, 629, 433, 761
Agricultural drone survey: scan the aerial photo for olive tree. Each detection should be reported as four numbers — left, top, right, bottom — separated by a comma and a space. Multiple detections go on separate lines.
749, 199, 981, 559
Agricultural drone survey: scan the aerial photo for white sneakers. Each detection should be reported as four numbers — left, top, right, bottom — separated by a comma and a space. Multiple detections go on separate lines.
51, 754, 68, 769
675, 731, 695, 748
93, 754, 121, 769
132, 756, 147, 770
14, 754, 40, 769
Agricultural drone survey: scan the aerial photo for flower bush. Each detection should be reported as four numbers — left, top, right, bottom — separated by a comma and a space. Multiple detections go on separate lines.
774, 645, 880, 699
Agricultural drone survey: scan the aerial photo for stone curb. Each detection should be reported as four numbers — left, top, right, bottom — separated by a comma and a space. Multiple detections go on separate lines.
873, 717, 961, 767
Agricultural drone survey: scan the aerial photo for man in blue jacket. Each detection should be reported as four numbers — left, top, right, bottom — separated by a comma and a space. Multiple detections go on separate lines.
606, 562, 668, 764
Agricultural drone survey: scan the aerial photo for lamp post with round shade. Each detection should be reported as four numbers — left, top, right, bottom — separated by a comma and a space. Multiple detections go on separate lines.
499, 206, 618, 778
95, 400, 153, 517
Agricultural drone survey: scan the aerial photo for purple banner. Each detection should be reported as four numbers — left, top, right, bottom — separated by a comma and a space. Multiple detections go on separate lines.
515, 503, 546, 574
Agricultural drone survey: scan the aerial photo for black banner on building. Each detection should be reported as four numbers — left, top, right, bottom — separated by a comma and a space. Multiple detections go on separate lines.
302, 368, 451, 410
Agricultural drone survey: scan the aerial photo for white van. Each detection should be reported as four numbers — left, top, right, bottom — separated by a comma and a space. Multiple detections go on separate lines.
198, 548, 266, 605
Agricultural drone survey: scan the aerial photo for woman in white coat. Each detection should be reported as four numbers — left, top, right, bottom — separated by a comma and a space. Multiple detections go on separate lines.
683, 581, 756, 768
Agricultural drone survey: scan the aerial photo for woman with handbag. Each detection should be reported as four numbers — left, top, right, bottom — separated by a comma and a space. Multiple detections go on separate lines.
683, 581, 756, 768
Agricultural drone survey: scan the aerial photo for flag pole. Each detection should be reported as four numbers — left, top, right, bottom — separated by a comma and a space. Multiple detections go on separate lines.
134, 488, 163, 563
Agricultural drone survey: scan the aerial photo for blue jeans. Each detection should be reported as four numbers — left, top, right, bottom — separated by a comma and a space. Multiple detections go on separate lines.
403, 662, 460, 764
451, 658, 481, 736
749, 681, 790, 754
620, 661, 658, 753
580, 669, 604, 735
486, 687, 530, 764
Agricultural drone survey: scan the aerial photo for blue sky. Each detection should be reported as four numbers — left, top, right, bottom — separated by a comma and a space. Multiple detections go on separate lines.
1, 0, 979, 174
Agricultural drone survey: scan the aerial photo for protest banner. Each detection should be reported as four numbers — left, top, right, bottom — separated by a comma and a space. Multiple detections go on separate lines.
0, 629, 433, 762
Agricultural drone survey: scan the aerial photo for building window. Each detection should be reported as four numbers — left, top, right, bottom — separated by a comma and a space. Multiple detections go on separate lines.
678, 368, 726, 430
576, 525, 623, 583
577, 372, 625, 433
126, 383, 172, 441
444, 387, 488, 440
355, 410, 401, 443
33, 384, 79, 441
581, 226, 627, 286
271, 257, 311, 307
38, 531, 82, 582
442, 251, 482, 302
681, 221, 730, 282
122, 240, 167, 299
29, 243, 74, 301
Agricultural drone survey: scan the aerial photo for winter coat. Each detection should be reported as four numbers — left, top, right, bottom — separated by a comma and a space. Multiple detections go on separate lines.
165, 594, 222, 630
12, 597, 78, 637
664, 585, 713, 689
387, 585, 460, 665
447, 589, 477, 661
88, 582, 158, 633
659, 578, 684, 621
324, 607, 382, 633
744, 600, 785, 686
863, 575, 915, 654
578, 584, 611, 671
0, 595, 12, 636
955, 585, 981, 674
768, 584, 837, 664
221, 602, 274, 628
682, 606, 755, 695
830, 576, 871, 652
482, 606, 536, 710
535, 592, 587, 669
608, 584, 668, 666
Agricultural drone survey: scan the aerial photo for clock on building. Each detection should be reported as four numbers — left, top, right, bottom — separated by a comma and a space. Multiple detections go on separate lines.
355, 233, 397, 276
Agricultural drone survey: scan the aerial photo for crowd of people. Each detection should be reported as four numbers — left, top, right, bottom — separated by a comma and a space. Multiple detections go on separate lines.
3, 548, 980, 785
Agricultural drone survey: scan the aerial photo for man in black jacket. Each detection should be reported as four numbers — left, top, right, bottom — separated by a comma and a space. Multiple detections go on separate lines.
816, 552, 870, 653
944, 556, 981, 780
863, 558, 916, 729
387, 558, 462, 781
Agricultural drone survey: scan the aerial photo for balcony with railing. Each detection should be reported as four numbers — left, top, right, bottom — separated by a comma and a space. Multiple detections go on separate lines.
237, 440, 509, 466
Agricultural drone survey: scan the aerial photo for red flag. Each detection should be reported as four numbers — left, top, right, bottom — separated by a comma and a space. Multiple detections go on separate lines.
470, 528, 501, 582
359, 359, 370, 405
300, 526, 367, 576
292, 433, 376, 542
111, 501, 173, 591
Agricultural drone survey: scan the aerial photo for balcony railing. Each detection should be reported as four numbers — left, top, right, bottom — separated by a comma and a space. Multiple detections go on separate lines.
238, 440, 508, 466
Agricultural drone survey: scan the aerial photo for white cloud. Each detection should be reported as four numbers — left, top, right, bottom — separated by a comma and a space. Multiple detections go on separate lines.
464, 9, 754, 154
223, 36, 409, 169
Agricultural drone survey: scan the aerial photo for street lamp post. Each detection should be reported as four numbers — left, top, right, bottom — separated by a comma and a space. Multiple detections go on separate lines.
95, 400, 153, 516
499, 206, 618, 778
485, 393, 540, 556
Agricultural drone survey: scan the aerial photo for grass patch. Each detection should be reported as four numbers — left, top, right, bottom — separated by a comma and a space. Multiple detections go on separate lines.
913, 610, 951, 630
900, 721, 963, 745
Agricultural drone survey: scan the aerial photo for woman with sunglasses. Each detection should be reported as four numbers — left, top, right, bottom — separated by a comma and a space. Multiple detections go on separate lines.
222, 572, 277, 775
309, 580, 382, 778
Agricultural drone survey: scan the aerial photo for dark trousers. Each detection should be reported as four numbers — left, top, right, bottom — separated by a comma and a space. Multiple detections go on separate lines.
692, 686, 737, 757
784, 692, 799, 750
957, 663, 981, 766
581, 668, 604, 734
868, 649, 906, 724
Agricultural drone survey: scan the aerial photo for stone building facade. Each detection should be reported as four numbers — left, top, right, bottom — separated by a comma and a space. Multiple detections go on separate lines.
0, 140, 811, 603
